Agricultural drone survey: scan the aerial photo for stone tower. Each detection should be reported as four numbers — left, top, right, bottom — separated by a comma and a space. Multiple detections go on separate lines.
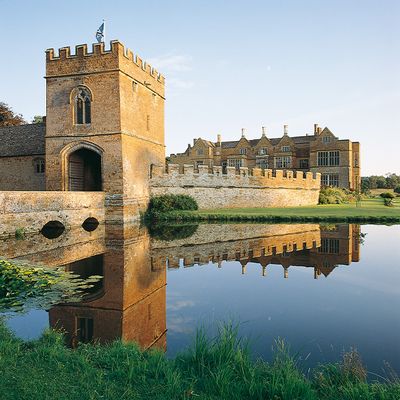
45, 41, 165, 223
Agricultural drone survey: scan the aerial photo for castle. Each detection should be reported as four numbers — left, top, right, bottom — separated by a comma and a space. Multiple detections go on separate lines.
0, 40, 322, 231
169, 124, 360, 190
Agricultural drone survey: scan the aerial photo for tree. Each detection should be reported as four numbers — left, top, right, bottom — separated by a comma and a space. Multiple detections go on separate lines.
31, 115, 44, 124
0, 102, 25, 126
376, 176, 387, 189
361, 177, 370, 194
385, 173, 400, 189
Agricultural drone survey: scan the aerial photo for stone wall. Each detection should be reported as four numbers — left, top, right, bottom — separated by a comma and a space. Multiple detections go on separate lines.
0, 191, 105, 237
150, 164, 321, 209
0, 155, 46, 191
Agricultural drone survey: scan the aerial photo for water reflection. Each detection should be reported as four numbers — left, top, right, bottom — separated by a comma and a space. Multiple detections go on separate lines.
1, 222, 362, 353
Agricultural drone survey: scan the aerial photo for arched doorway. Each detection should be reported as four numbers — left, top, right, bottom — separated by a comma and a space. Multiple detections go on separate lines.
68, 148, 102, 191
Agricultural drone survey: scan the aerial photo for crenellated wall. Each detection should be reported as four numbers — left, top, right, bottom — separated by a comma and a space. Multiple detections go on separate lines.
150, 164, 321, 209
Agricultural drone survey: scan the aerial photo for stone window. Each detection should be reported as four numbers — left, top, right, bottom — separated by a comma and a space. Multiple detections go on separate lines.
146, 115, 150, 131
197, 149, 204, 156
322, 136, 331, 143
299, 159, 309, 169
228, 158, 243, 169
321, 173, 339, 187
34, 158, 45, 174
74, 87, 92, 125
317, 151, 339, 166
274, 156, 291, 168
354, 153, 359, 167
281, 146, 290, 152
239, 148, 247, 155
258, 147, 267, 156
319, 238, 340, 254
132, 81, 138, 93
256, 158, 268, 169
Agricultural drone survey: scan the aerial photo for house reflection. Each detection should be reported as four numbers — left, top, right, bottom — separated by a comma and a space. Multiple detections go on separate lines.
0, 222, 361, 350
151, 223, 361, 279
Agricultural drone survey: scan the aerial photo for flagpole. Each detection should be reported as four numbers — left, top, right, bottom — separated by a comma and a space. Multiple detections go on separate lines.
103, 19, 105, 44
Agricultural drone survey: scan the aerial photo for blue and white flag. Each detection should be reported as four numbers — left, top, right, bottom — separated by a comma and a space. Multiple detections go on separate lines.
96, 21, 105, 43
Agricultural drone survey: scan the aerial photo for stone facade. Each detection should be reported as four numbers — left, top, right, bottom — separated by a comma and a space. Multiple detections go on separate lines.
169, 124, 360, 190
150, 164, 320, 209
0, 123, 46, 190
45, 41, 165, 223
0, 191, 105, 237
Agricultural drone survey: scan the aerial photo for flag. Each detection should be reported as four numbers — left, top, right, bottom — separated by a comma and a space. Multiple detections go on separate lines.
96, 21, 105, 43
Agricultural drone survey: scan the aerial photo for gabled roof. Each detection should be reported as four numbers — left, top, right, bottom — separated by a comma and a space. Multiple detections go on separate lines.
0, 123, 46, 157
195, 138, 215, 148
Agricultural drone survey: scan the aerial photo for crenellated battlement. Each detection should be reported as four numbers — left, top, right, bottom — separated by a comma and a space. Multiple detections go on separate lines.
151, 164, 320, 188
150, 164, 321, 209
45, 40, 165, 85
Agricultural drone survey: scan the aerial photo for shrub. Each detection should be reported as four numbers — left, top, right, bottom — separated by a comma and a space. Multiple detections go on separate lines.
319, 187, 355, 205
384, 198, 394, 207
394, 186, 400, 194
380, 192, 395, 199
147, 194, 198, 214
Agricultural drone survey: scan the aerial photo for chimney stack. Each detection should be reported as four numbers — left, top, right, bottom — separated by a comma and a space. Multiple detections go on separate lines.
314, 123, 319, 135
283, 124, 288, 136
241, 128, 246, 138
262, 126, 266, 137
217, 134, 221, 145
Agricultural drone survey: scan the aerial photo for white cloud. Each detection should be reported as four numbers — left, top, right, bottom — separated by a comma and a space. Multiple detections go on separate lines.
148, 53, 194, 92
148, 53, 193, 73
168, 78, 194, 90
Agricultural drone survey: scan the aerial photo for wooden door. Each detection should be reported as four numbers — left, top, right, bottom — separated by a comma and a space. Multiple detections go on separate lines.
69, 153, 84, 191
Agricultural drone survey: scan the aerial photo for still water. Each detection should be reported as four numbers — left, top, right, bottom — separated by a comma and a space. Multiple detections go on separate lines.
2, 222, 399, 375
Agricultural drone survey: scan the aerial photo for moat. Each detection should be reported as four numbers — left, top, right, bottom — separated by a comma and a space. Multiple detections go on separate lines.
1, 222, 399, 376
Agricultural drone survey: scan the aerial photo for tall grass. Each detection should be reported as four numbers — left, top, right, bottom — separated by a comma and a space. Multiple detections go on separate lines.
0, 320, 399, 400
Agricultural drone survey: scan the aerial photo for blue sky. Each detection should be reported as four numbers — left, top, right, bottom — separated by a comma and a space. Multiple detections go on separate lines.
0, 0, 399, 175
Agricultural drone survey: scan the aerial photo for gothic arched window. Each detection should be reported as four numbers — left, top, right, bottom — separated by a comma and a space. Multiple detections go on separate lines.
74, 87, 92, 125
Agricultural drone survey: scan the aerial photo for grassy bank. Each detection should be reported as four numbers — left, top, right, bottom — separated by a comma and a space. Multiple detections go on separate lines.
149, 198, 400, 223
0, 322, 399, 400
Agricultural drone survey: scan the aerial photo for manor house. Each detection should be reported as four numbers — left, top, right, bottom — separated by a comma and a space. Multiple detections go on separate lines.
169, 125, 360, 190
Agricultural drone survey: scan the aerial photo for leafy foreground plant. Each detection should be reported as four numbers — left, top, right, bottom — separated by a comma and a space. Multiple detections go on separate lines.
0, 259, 102, 313
0, 321, 398, 400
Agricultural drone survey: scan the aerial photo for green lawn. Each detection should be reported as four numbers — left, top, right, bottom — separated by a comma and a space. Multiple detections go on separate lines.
156, 198, 400, 223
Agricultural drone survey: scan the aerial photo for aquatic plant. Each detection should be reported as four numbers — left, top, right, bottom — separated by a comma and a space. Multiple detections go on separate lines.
0, 259, 102, 313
